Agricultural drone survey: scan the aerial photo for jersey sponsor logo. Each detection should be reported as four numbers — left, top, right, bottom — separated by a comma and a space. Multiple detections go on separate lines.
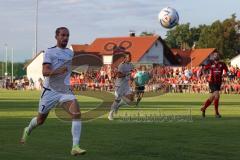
57, 58, 65, 63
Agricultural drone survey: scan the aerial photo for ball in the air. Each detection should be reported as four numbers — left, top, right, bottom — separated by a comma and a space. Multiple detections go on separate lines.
158, 7, 179, 29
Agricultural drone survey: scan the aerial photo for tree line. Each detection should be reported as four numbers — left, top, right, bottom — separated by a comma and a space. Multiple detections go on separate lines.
0, 61, 26, 78
164, 14, 240, 59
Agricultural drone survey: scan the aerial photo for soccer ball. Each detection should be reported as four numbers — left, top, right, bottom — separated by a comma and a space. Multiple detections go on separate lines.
158, 7, 179, 29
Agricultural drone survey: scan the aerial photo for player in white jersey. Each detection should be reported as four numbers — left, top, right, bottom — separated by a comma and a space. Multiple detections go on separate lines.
108, 52, 135, 120
20, 27, 86, 156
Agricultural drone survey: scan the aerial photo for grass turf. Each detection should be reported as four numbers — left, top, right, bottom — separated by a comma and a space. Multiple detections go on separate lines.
0, 89, 240, 160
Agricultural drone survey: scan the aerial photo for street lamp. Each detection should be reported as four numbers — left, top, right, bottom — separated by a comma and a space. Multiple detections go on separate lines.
11, 48, 14, 82
1, 47, 4, 79
5, 43, 8, 78
35, 0, 39, 55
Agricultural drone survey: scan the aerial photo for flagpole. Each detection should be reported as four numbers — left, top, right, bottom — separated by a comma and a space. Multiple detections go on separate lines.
5, 43, 8, 77
35, 0, 39, 55
1, 46, 4, 79
11, 48, 13, 82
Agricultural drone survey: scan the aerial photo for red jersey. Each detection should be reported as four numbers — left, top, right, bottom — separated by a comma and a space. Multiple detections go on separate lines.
204, 61, 228, 84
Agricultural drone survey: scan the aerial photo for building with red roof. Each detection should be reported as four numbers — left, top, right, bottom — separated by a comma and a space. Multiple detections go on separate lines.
172, 48, 217, 67
71, 35, 216, 67
24, 35, 218, 89
71, 35, 179, 66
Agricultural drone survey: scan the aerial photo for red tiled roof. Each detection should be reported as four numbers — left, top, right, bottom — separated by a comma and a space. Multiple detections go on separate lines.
189, 48, 216, 67
85, 36, 159, 62
171, 48, 216, 67
71, 44, 89, 53
71, 36, 179, 65
172, 49, 192, 66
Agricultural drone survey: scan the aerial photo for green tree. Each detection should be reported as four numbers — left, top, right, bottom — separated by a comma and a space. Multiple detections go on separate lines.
222, 14, 240, 58
0, 61, 26, 78
198, 14, 240, 58
197, 20, 224, 52
165, 23, 200, 49
164, 14, 240, 59
13, 62, 26, 78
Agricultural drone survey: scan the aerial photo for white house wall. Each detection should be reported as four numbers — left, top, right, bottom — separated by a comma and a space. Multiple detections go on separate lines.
26, 52, 44, 89
103, 55, 113, 64
139, 40, 164, 64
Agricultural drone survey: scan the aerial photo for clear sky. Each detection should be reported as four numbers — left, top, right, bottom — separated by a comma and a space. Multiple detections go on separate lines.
0, 0, 239, 62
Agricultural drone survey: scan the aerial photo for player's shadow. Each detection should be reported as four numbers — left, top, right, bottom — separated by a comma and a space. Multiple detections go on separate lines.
54, 85, 175, 122
54, 90, 114, 122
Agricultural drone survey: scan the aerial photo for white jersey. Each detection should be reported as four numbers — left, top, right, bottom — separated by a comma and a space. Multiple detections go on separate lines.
42, 46, 73, 92
115, 62, 134, 87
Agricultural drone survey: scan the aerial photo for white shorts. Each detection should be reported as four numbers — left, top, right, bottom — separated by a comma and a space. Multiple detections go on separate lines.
38, 87, 76, 114
115, 85, 132, 101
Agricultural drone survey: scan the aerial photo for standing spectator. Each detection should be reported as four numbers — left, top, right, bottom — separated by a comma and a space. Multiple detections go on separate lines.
29, 78, 35, 90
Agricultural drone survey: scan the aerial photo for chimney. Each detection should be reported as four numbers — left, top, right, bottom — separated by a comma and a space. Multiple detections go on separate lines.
129, 30, 135, 37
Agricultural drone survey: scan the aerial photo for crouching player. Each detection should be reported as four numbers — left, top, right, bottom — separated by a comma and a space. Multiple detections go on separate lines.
134, 65, 151, 106
108, 52, 135, 120
200, 52, 228, 118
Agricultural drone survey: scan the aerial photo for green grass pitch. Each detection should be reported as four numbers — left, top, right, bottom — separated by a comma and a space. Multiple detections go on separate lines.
0, 89, 240, 160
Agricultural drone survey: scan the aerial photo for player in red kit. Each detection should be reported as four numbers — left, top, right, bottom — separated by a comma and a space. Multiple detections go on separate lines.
200, 52, 228, 118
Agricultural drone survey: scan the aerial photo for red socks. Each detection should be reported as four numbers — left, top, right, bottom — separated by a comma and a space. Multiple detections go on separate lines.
201, 98, 220, 115
201, 99, 212, 111
214, 98, 220, 115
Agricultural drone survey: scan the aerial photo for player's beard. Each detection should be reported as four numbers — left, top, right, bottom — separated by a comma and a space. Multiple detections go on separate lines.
58, 40, 68, 48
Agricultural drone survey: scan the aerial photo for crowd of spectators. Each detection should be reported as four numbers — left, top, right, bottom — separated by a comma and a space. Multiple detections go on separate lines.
1, 77, 43, 90
69, 65, 240, 94
147, 66, 240, 94
1, 64, 240, 94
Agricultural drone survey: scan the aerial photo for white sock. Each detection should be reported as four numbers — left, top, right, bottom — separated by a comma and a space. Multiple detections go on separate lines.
27, 117, 38, 134
111, 100, 120, 111
114, 99, 126, 111
109, 110, 114, 116
119, 99, 127, 106
72, 120, 81, 147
